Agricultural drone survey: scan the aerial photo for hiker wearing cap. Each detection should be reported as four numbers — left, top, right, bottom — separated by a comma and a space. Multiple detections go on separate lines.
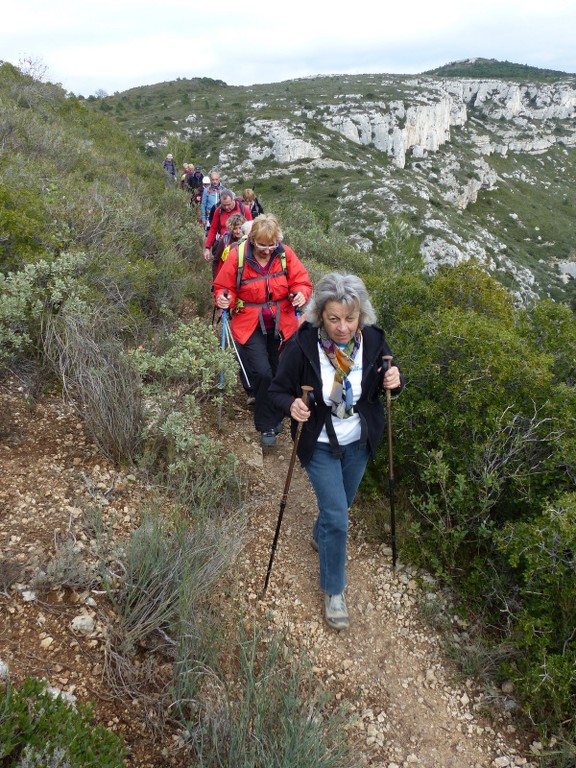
268, 272, 403, 630
213, 214, 312, 448
162, 153, 177, 185
201, 171, 223, 232
190, 166, 205, 193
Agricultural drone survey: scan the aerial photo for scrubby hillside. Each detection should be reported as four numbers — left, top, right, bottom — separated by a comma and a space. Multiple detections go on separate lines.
98, 59, 576, 305
1, 60, 576, 767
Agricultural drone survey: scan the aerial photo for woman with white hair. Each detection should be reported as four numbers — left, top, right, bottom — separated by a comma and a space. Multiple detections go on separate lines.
269, 272, 403, 630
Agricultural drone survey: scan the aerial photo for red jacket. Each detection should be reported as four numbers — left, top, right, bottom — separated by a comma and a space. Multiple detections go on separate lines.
205, 201, 253, 248
213, 241, 312, 345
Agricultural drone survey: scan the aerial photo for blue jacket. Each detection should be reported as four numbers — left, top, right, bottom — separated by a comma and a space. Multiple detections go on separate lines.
201, 183, 223, 225
268, 321, 403, 466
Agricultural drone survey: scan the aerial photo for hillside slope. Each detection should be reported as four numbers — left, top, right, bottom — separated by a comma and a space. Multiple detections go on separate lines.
0, 378, 544, 767
100, 62, 576, 304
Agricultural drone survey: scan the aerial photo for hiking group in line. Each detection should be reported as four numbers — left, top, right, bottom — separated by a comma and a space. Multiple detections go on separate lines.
163, 154, 404, 632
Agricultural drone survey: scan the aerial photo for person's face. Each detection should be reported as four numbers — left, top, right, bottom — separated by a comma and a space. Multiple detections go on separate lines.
322, 300, 360, 346
252, 238, 277, 258
232, 224, 243, 239
220, 196, 235, 212
210, 175, 220, 186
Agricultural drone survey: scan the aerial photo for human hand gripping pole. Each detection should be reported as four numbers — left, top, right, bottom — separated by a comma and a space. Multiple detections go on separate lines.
262, 385, 313, 597
383, 355, 397, 570
217, 290, 229, 432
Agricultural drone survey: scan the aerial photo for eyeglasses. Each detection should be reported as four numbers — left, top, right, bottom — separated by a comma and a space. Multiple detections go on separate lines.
253, 241, 277, 251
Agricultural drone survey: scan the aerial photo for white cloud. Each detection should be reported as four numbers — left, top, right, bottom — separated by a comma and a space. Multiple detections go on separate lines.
3, 0, 575, 96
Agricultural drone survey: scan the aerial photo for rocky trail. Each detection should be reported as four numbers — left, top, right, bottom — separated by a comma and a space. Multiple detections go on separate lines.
0, 378, 542, 767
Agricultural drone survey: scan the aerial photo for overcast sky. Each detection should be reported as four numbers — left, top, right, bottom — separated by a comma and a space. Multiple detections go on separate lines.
4, 0, 576, 97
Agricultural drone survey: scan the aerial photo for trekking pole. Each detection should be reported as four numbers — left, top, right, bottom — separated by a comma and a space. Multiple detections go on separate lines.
382, 355, 397, 569
217, 291, 229, 432
262, 385, 313, 597
225, 321, 252, 390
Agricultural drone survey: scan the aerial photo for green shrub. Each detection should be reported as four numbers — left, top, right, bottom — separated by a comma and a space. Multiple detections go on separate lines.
133, 316, 242, 509
518, 299, 576, 385
495, 493, 576, 739
42, 301, 143, 463
0, 677, 126, 767
363, 264, 572, 579
105, 504, 245, 655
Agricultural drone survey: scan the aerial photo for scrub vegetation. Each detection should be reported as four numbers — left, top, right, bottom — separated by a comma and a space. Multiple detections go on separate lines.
1, 58, 575, 765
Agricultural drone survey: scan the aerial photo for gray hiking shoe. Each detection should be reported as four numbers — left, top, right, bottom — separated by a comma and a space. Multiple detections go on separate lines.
260, 430, 276, 447
324, 593, 349, 630
274, 421, 284, 434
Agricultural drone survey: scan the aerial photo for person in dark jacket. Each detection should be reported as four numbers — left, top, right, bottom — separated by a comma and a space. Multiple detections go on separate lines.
268, 272, 403, 631
162, 153, 177, 185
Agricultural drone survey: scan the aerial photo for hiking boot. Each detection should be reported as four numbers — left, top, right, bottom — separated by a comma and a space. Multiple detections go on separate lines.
246, 395, 256, 406
260, 430, 276, 447
274, 421, 284, 434
324, 593, 349, 631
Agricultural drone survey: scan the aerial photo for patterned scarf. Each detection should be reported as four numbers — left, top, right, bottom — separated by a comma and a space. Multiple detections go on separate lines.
318, 327, 362, 419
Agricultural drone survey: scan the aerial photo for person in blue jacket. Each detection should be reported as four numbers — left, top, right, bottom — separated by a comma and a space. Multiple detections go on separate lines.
201, 171, 223, 232
268, 272, 403, 631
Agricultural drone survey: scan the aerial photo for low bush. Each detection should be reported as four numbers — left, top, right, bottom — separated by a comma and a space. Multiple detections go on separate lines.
133, 316, 242, 510
186, 622, 351, 768
495, 492, 576, 740
0, 677, 126, 767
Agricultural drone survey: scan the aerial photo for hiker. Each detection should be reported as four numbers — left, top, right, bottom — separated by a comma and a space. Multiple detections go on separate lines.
243, 188, 264, 219
162, 153, 177, 185
201, 171, 223, 232
180, 163, 191, 190
203, 189, 252, 263
211, 212, 246, 280
190, 166, 205, 193
268, 272, 403, 630
213, 214, 312, 447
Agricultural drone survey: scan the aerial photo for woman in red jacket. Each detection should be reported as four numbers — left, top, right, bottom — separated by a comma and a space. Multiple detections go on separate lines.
213, 214, 312, 447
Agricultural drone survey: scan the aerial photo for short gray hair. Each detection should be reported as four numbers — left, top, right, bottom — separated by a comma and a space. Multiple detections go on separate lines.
220, 188, 235, 201
306, 272, 377, 328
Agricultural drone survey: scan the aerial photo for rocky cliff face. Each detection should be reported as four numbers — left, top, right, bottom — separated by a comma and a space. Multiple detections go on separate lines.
147, 70, 574, 304
310, 78, 576, 170
228, 76, 575, 303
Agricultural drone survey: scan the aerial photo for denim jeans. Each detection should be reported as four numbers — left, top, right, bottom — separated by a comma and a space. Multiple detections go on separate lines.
305, 440, 370, 595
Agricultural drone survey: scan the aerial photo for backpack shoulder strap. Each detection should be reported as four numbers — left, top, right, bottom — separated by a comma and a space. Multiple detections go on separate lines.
236, 238, 247, 292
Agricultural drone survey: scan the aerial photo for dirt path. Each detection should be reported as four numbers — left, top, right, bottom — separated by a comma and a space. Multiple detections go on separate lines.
223, 397, 538, 768
0, 380, 539, 767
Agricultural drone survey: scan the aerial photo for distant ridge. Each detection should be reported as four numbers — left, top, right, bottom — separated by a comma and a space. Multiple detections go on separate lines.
423, 57, 574, 82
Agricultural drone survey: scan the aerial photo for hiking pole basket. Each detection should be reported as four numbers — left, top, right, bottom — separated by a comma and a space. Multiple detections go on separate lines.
262, 385, 313, 597
383, 355, 397, 569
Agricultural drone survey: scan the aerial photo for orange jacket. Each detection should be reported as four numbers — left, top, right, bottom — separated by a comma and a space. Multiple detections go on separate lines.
213, 241, 312, 345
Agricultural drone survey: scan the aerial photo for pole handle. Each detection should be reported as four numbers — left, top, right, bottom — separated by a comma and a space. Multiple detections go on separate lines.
300, 385, 313, 406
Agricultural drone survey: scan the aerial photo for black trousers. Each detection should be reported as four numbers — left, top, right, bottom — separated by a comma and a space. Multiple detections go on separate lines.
237, 328, 284, 432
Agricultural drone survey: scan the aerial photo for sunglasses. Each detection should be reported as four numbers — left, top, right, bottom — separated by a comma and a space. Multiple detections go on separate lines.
253, 241, 277, 251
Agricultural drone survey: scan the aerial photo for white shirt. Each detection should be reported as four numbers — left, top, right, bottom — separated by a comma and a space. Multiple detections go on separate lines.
317, 337, 363, 446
